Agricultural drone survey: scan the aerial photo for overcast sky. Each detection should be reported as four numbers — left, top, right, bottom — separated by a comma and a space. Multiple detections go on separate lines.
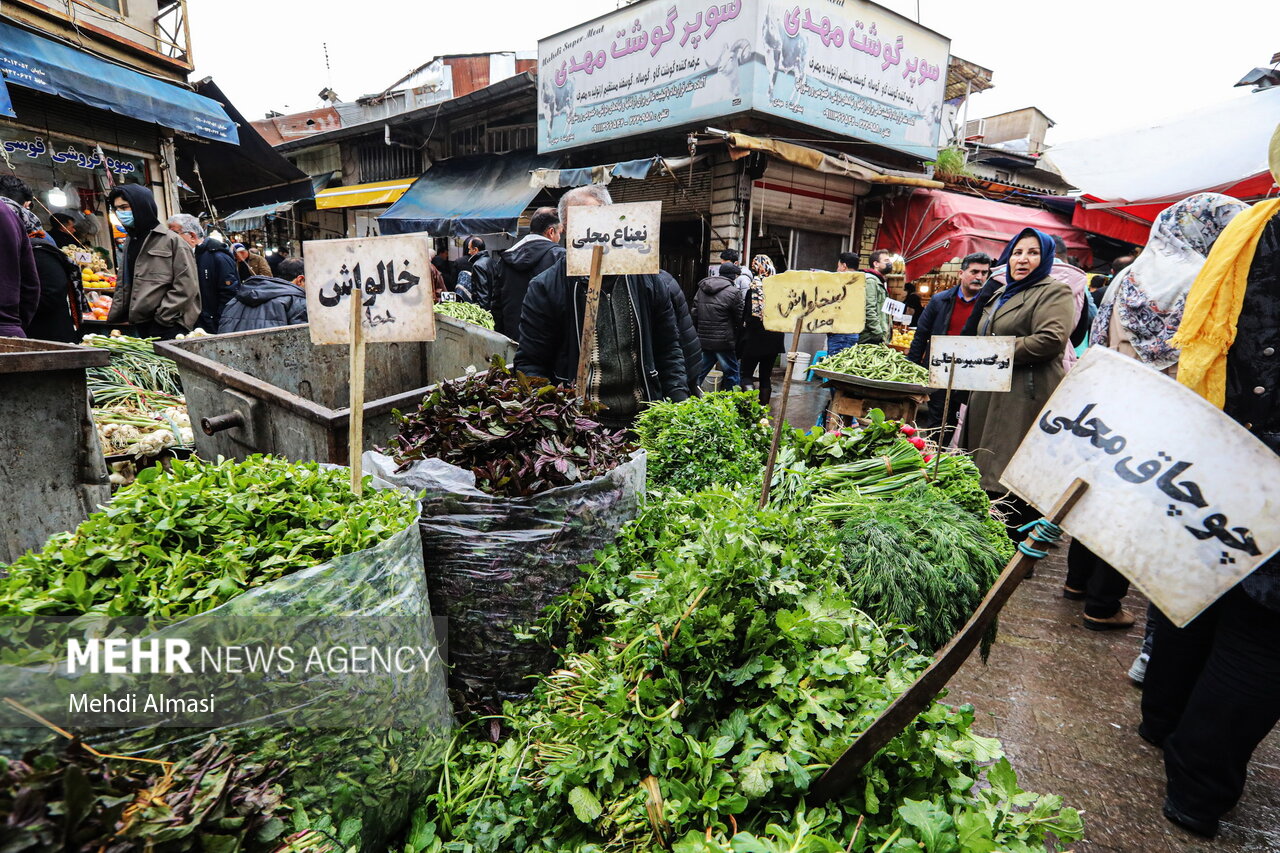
188, 0, 1278, 145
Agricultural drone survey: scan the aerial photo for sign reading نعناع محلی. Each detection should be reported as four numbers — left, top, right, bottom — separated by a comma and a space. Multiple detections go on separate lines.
1001, 346, 1280, 627
304, 234, 437, 344
761, 270, 867, 335
565, 201, 661, 276
927, 335, 1015, 392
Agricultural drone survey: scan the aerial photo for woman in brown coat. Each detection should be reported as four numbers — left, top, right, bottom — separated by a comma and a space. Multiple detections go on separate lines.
962, 227, 1075, 527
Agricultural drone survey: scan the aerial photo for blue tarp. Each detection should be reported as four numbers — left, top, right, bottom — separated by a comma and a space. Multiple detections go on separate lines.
378, 151, 559, 236
0, 21, 237, 144
0, 75, 13, 118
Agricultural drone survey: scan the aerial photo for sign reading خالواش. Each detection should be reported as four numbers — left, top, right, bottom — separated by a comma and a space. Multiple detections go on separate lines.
304, 234, 437, 344
926, 335, 1015, 393
761, 270, 866, 335
565, 201, 662, 276
1001, 346, 1280, 627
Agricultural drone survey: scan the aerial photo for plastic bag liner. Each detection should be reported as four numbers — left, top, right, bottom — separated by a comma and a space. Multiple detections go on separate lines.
0, 469, 454, 850
366, 450, 646, 706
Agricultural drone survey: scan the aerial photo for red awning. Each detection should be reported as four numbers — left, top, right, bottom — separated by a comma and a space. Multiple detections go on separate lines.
1076, 171, 1280, 246
879, 189, 1094, 281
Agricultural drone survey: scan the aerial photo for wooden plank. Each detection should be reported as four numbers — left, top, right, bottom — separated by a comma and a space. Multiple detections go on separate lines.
575, 245, 606, 399
759, 316, 805, 508
806, 479, 1089, 805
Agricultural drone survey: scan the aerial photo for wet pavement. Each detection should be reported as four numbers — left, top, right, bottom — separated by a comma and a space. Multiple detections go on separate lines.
945, 545, 1280, 852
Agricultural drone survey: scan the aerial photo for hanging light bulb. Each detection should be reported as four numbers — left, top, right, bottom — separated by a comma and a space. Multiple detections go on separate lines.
46, 183, 68, 208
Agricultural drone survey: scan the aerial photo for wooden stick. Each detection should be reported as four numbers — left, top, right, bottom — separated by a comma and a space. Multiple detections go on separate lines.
349, 284, 366, 496
933, 357, 956, 478
575, 245, 606, 400
806, 478, 1089, 804
758, 315, 806, 509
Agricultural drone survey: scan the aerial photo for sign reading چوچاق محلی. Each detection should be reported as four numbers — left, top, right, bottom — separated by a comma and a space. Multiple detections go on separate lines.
926, 335, 1015, 393
1001, 346, 1280, 627
304, 235, 436, 344
536, 0, 949, 159
565, 201, 661, 276
761, 270, 867, 335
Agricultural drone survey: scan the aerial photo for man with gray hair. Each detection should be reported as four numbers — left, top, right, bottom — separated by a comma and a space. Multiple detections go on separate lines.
167, 214, 238, 333
516, 185, 690, 427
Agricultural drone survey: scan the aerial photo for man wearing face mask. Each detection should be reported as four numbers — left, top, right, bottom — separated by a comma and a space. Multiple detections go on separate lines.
107, 185, 198, 339
857, 249, 893, 346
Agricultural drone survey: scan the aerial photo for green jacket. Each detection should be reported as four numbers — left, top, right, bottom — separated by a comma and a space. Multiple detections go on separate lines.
861, 271, 889, 344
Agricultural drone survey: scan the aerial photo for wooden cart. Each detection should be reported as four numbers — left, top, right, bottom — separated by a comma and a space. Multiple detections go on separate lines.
812, 368, 932, 427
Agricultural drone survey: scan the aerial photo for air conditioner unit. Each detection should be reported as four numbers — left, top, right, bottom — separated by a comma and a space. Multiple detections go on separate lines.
964, 118, 986, 142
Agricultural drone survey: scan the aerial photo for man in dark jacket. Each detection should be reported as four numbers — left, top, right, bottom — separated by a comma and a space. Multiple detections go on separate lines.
693, 262, 745, 388
493, 207, 563, 340
218, 258, 307, 333
908, 252, 992, 431
515, 186, 688, 429
660, 270, 702, 396
454, 236, 487, 304
168, 214, 239, 333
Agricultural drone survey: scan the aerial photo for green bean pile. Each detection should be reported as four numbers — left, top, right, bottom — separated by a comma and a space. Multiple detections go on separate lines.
812, 343, 930, 384
434, 300, 496, 330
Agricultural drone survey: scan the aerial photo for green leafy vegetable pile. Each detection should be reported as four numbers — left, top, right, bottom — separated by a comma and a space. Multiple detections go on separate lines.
387, 356, 634, 497
434, 301, 496, 330
811, 345, 929, 385
0, 456, 418, 665
1, 735, 288, 852
635, 391, 770, 492
82, 332, 184, 410
394, 490, 1082, 852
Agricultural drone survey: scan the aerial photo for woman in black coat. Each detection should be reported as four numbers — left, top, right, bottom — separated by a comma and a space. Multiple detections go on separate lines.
739, 254, 786, 405
27, 232, 81, 343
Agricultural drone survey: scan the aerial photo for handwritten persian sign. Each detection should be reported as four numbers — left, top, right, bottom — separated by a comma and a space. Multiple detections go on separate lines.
304, 235, 436, 344
927, 336, 1015, 393
537, 0, 949, 158
762, 270, 866, 335
1002, 347, 1280, 626
882, 297, 905, 317
566, 201, 661, 276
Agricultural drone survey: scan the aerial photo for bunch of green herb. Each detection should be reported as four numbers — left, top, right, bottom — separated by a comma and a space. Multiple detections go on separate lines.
634, 391, 770, 491
394, 489, 1082, 852
930, 452, 1016, 563
386, 356, 634, 497
0, 455, 418, 664
827, 483, 1005, 653
811, 345, 929, 385
433, 301, 496, 330
768, 413, 927, 507
0, 735, 288, 852
82, 333, 185, 410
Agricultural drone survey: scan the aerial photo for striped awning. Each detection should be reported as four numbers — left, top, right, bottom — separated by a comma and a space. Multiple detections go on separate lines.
315, 178, 414, 210
223, 199, 297, 231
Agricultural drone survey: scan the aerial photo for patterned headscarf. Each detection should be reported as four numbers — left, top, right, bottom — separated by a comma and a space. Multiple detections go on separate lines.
1091, 192, 1247, 370
748, 254, 776, 319
0, 195, 43, 236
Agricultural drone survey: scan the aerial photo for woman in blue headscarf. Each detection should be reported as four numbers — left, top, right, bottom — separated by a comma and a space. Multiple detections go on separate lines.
961, 227, 1076, 517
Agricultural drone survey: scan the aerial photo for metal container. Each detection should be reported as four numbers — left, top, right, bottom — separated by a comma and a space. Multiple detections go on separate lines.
154, 317, 515, 465
0, 338, 111, 562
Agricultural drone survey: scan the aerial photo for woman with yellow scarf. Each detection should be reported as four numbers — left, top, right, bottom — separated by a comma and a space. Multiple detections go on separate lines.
1139, 124, 1280, 840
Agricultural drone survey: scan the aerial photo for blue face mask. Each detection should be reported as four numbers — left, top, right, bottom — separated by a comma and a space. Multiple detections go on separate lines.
116, 209, 134, 227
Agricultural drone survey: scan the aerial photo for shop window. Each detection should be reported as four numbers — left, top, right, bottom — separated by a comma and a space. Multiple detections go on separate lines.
90, 0, 124, 12
356, 143, 422, 184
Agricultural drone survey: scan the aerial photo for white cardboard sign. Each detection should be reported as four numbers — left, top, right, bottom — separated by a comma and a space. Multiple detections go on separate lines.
762, 270, 867, 335
304, 235, 436, 344
1001, 347, 1280, 626
927, 336, 1016, 392
565, 201, 660, 276
882, 297, 906, 317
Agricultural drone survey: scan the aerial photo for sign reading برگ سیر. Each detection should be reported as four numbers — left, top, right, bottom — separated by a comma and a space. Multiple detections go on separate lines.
927, 335, 1015, 392
304, 235, 437, 345
536, 0, 949, 158
761, 270, 867, 334
1001, 346, 1280, 627
566, 201, 661, 276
